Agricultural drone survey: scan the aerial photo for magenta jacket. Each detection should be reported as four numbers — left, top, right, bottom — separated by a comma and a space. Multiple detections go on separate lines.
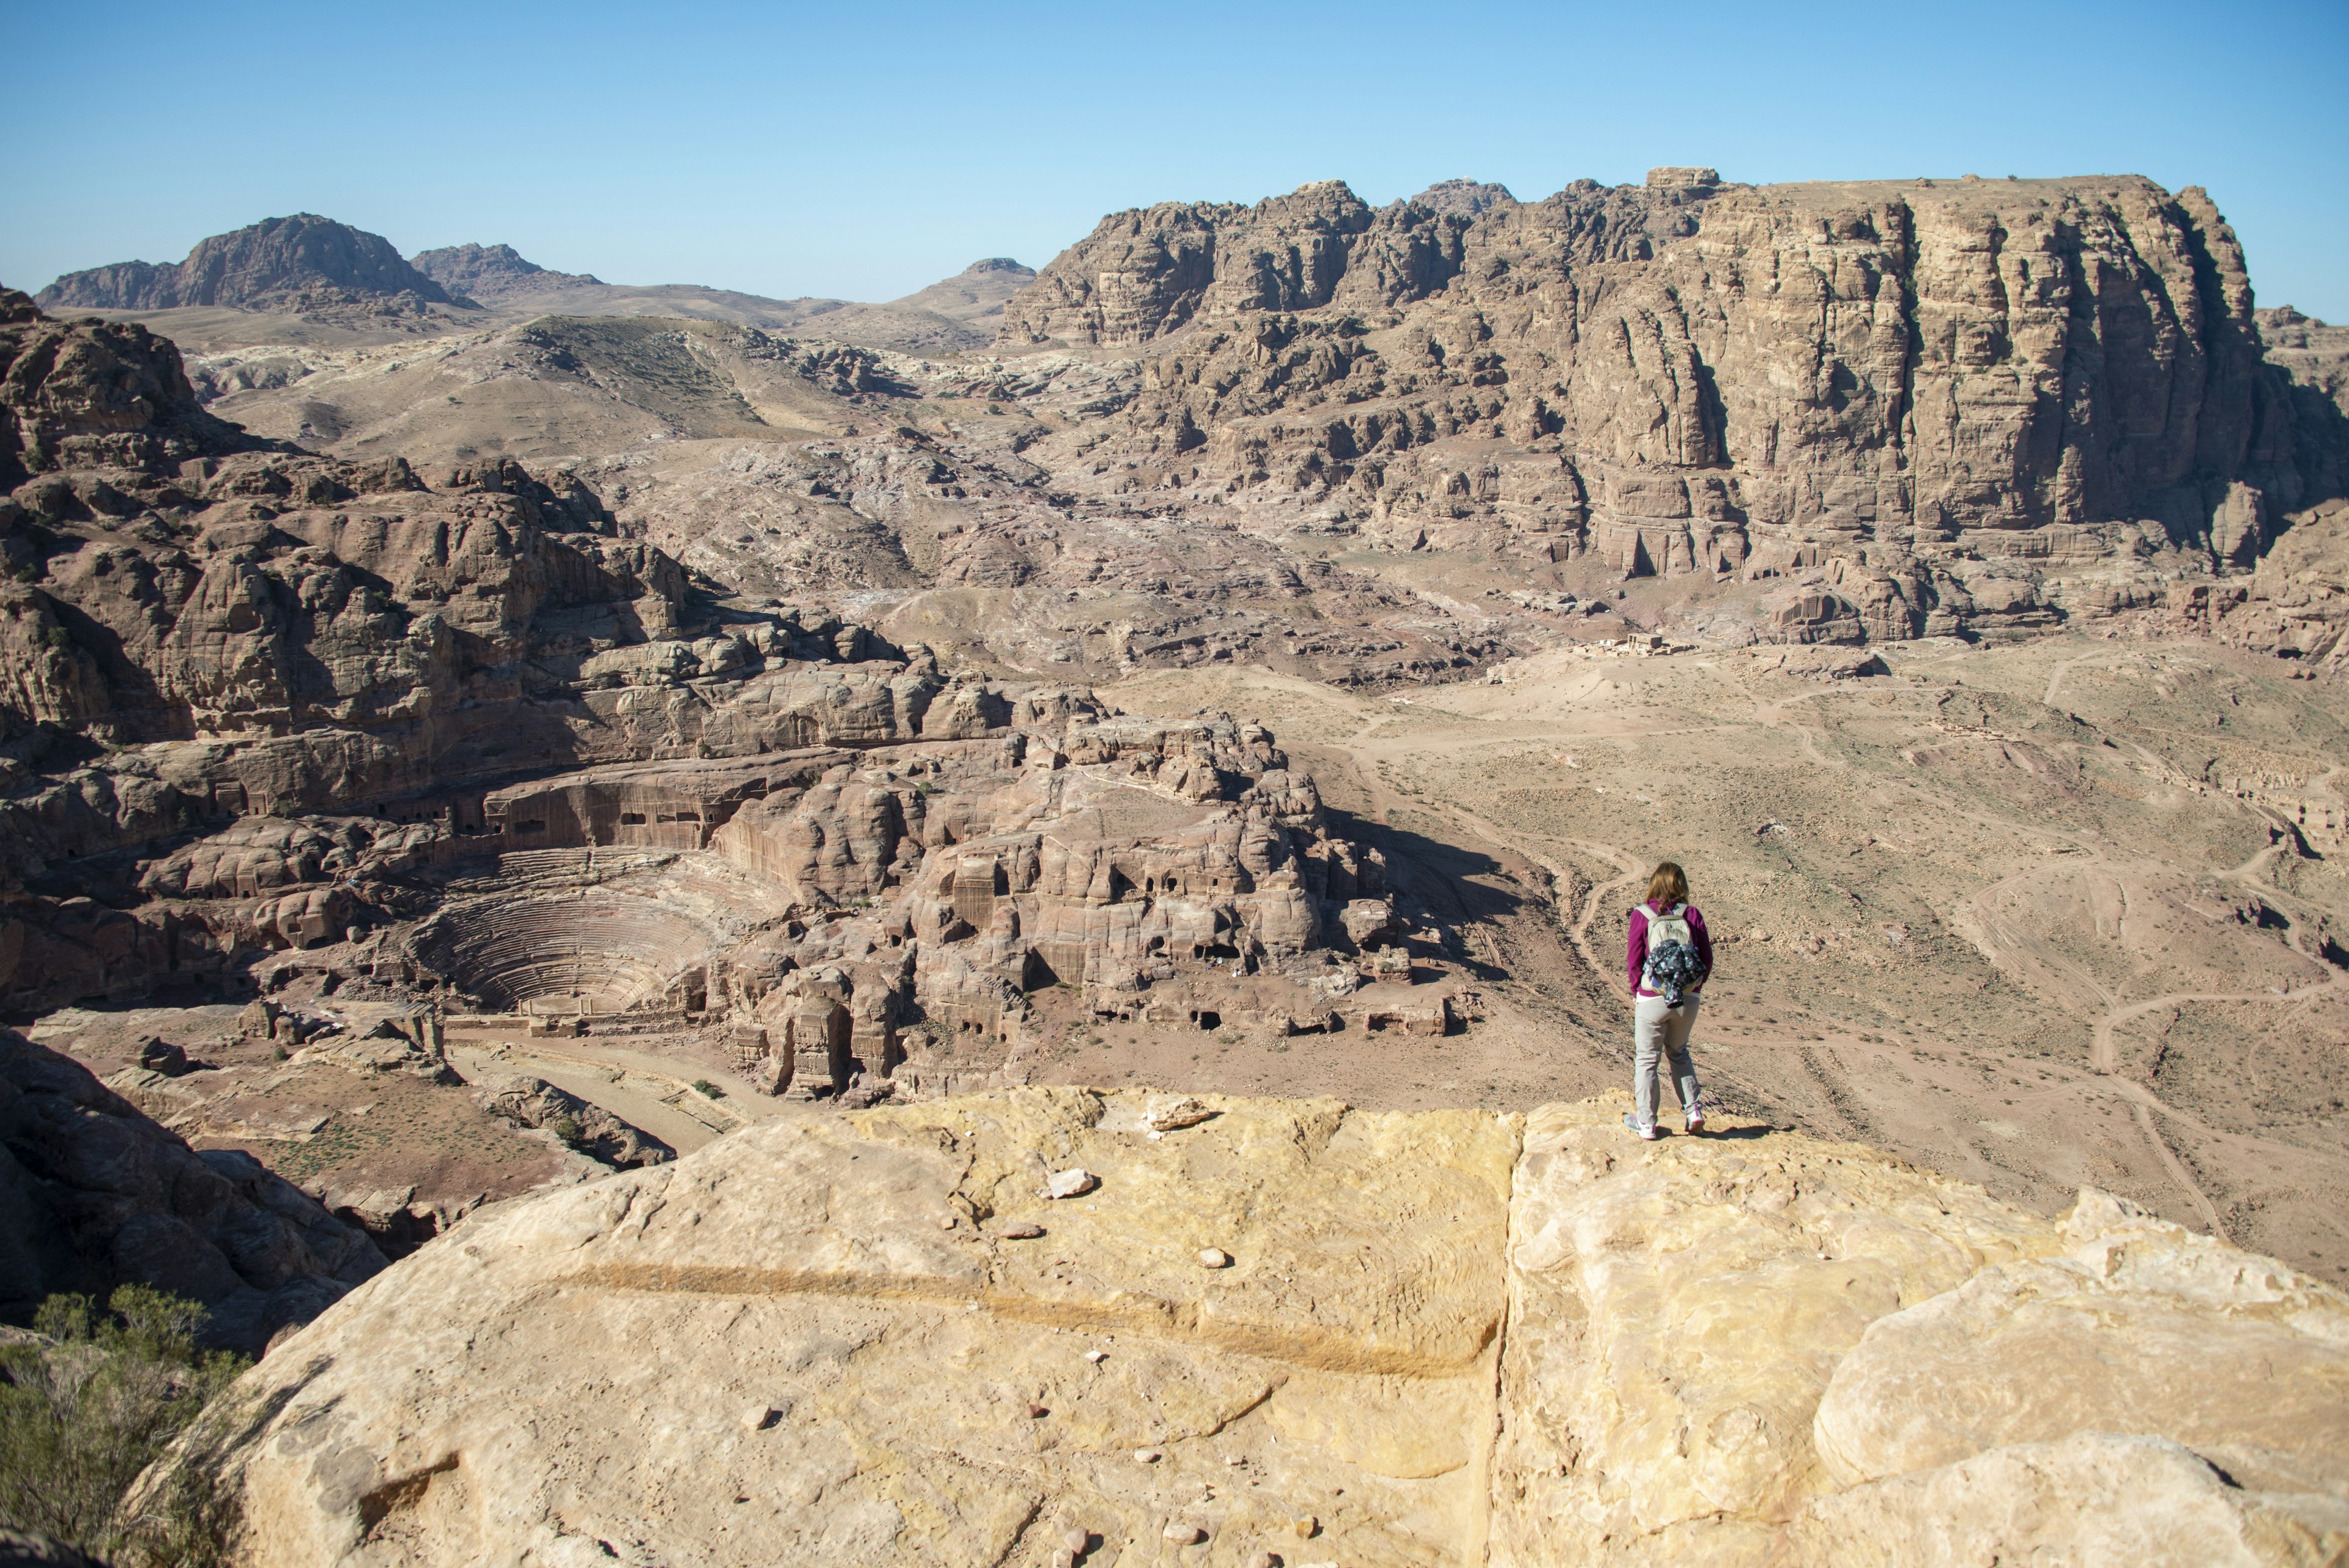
1627, 901, 1712, 998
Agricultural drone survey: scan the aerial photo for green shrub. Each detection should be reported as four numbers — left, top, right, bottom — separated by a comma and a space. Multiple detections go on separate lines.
691, 1079, 723, 1099
546, 1112, 584, 1146
0, 1285, 248, 1563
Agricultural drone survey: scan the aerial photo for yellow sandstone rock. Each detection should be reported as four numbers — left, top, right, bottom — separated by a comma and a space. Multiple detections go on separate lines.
149, 1088, 2349, 1567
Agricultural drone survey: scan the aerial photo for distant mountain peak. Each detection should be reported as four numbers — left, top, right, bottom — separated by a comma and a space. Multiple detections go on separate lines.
38, 214, 459, 313
883, 258, 1038, 323
410, 243, 604, 299
1408, 179, 1519, 218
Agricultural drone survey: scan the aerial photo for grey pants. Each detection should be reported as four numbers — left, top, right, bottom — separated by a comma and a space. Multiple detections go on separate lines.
1632, 994, 1702, 1128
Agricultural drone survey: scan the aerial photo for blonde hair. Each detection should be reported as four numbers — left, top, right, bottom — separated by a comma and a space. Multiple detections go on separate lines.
1646, 861, 1688, 907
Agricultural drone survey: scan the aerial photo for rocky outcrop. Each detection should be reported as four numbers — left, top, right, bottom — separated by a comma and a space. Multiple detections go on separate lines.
1409, 177, 1518, 218
0, 1028, 385, 1354
0, 287, 265, 483
346, 691, 1393, 1096
37, 215, 462, 314
0, 282, 1397, 1040
0, 297, 929, 1011
2260, 307, 2349, 424
144, 1087, 2349, 1564
0, 291, 1405, 1041
701, 704, 1386, 1088
2258, 305, 2349, 505
0, 292, 1392, 1066
1001, 172, 2345, 624
0, 447, 689, 855
469, 1072, 672, 1167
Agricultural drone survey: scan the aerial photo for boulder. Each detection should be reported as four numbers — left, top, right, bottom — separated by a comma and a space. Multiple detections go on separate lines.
469, 1072, 672, 1169
1791, 1432, 2349, 1567
1811, 1191, 2349, 1498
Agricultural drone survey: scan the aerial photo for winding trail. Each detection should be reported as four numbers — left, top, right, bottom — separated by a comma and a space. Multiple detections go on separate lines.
2083, 979, 2349, 1239
1294, 648, 2347, 1246
2043, 650, 2121, 710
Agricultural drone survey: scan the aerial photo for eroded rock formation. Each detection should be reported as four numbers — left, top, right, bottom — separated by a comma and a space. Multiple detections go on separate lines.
0, 1028, 385, 1354
996, 171, 2346, 648
0, 288, 266, 483
0, 291, 1401, 1125
143, 1087, 2349, 1565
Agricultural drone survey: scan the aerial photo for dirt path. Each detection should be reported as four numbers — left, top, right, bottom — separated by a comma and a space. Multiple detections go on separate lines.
2080, 979, 2348, 1238
1249, 650, 2343, 1251
1331, 718, 1642, 1000
2043, 649, 2120, 710
1959, 851, 2273, 1239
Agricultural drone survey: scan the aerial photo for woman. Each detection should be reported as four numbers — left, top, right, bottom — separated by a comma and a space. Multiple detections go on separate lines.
1624, 860, 1711, 1140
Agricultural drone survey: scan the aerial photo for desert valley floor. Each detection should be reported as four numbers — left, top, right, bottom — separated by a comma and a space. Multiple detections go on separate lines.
27, 630, 2349, 1288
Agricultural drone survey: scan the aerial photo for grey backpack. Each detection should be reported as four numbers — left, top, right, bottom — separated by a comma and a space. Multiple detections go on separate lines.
1642, 904, 1705, 1005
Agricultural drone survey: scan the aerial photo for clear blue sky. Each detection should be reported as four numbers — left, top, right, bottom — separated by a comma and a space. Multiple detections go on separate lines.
6, 0, 2345, 318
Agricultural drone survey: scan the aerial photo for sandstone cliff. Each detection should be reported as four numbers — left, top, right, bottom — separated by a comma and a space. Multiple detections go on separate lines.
146, 1087, 2349, 1565
37, 215, 465, 315
1000, 170, 2340, 642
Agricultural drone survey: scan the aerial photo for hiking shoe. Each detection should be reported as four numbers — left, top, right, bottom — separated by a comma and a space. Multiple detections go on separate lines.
1624, 1113, 1660, 1141
1685, 1111, 1707, 1135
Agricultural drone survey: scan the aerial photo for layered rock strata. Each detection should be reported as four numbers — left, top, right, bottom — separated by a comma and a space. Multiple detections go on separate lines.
149, 1087, 2349, 1565
996, 171, 2347, 647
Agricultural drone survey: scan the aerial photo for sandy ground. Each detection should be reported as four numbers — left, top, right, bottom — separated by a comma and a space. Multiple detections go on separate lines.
1067, 632, 2349, 1286
29, 1000, 571, 1219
